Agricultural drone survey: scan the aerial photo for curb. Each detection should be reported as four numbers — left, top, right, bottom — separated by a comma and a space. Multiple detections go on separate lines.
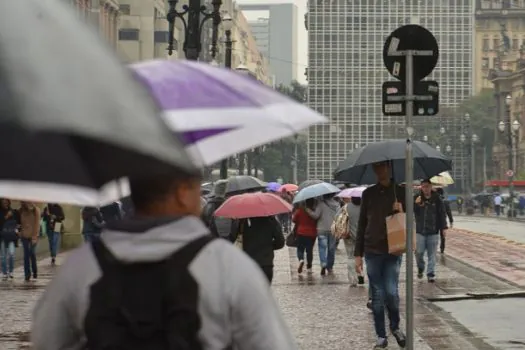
426, 290, 525, 302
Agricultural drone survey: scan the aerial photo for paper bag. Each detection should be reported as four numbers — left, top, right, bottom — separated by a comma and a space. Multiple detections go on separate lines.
53, 222, 62, 233
386, 213, 415, 255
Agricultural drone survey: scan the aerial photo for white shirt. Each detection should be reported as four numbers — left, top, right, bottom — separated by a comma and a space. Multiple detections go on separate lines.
494, 196, 502, 205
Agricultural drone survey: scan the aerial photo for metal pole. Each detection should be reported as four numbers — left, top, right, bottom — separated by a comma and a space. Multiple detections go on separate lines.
293, 135, 298, 184
219, 31, 232, 179
470, 141, 475, 191
508, 108, 514, 218
404, 50, 415, 350
483, 147, 487, 191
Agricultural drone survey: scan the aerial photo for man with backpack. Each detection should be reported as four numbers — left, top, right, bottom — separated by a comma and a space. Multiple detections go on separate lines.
31, 171, 297, 350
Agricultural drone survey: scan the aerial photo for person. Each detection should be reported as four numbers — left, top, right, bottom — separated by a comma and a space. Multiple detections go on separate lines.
435, 188, 453, 253
456, 196, 463, 214
42, 203, 65, 266
232, 216, 285, 283
305, 193, 340, 276
19, 202, 40, 282
31, 171, 297, 350
414, 180, 448, 282
278, 190, 293, 233
0, 199, 19, 280
338, 196, 365, 286
201, 180, 235, 240
100, 201, 123, 222
354, 161, 406, 349
292, 199, 317, 274
81, 207, 105, 243
494, 194, 502, 216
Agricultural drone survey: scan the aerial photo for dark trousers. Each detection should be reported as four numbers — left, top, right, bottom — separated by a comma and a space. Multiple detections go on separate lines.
21, 238, 37, 279
260, 265, 273, 284
439, 230, 446, 253
296, 235, 316, 268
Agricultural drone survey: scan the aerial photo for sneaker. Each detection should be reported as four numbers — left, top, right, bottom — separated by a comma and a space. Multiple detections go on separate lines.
358, 276, 365, 285
24, 276, 30, 282
428, 274, 435, 283
321, 267, 326, 276
2, 274, 7, 281
392, 329, 406, 347
417, 268, 424, 279
8, 273, 13, 279
374, 337, 388, 348
32, 274, 37, 279
327, 268, 333, 275
366, 299, 373, 310
306, 268, 312, 274
51, 258, 56, 266
298, 260, 304, 274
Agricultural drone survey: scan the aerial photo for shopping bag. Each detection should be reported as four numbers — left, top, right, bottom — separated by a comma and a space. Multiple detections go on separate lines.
386, 212, 415, 255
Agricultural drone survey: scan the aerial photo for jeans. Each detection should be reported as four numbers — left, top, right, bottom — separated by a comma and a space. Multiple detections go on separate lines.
365, 253, 402, 338
416, 233, 439, 277
296, 235, 316, 268
21, 238, 37, 279
47, 231, 60, 258
83, 232, 101, 243
0, 241, 15, 275
317, 231, 336, 269
343, 238, 363, 285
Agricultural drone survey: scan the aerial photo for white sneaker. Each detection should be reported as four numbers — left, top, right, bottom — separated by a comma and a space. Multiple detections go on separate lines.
2, 274, 7, 281
306, 268, 312, 274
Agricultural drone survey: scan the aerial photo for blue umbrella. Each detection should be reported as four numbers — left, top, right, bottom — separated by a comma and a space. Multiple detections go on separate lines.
267, 182, 282, 192
293, 182, 341, 204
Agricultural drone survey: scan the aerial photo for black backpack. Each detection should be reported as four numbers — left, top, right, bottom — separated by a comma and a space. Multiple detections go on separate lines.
84, 235, 214, 350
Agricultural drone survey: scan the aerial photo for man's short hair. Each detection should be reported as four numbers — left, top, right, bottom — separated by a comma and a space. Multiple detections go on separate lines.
421, 179, 432, 185
129, 172, 201, 210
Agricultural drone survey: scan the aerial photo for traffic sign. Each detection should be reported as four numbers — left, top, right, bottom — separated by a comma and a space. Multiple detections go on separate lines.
382, 80, 439, 116
507, 169, 514, 178
382, 25, 439, 83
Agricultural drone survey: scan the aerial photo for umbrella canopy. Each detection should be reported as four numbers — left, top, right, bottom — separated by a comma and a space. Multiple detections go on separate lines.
337, 186, 367, 199
130, 60, 327, 166
0, 0, 197, 205
333, 140, 452, 185
298, 179, 323, 192
266, 182, 282, 192
430, 171, 454, 186
225, 176, 267, 195
214, 192, 292, 219
280, 183, 299, 192
293, 182, 341, 204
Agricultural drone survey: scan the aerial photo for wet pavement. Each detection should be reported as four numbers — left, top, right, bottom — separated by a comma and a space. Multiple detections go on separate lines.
454, 216, 525, 244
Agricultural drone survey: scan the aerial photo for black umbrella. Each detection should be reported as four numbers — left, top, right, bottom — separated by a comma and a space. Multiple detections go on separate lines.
0, 0, 198, 204
333, 140, 452, 185
298, 179, 323, 192
225, 176, 267, 195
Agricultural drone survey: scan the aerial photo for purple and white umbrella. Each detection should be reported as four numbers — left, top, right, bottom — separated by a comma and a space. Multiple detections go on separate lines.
130, 60, 327, 166
336, 186, 367, 199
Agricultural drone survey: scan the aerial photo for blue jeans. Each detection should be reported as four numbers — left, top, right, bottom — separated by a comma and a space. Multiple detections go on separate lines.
0, 241, 15, 275
21, 238, 37, 279
365, 253, 402, 338
318, 232, 336, 269
416, 233, 439, 277
47, 231, 60, 258
296, 235, 316, 268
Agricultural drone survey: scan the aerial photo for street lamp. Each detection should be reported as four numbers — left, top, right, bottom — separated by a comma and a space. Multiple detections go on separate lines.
445, 145, 452, 153
423, 135, 428, 142
499, 117, 521, 217
439, 126, 446, 135
219, 14, 233, 180
166, 0, 222, 60
436, 145, 441, 152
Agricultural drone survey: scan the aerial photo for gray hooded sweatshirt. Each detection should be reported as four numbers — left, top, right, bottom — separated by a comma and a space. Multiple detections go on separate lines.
306, 198, 340, 233
31, 216, 297, 350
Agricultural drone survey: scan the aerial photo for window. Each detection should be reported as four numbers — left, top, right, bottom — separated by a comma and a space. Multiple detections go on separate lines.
154, 31, 170, 44
493, 38, 500, 51
118, 28, 139, 41
482, 38, 490, 51
119, 4, 130, 15
482, 57, 489, 69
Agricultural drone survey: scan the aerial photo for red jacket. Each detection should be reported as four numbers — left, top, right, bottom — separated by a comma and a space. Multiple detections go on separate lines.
292, 208, 317, 238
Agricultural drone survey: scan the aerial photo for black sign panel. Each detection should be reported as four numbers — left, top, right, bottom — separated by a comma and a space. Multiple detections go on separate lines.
382, 25, 439, 83
382, 81, 439, 116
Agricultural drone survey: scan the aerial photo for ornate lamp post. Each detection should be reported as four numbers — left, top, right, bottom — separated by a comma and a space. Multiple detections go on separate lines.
219, 14, 233, 179
166, 0, 222, 60
498, 114, 521, 217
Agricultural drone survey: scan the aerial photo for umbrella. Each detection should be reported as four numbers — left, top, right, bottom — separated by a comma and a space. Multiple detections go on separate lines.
225, 176, 267, 195
333, 140, 452, 184
430, 171, 454, 186
298, 179, 323, 192
293, 182, 341, 204
214, 192, 292, 219
266, 182, 282, 192
336, 186, 367, 199
130, 60, 328, 166
280, 183, 299, 192
0, 0, 197, 206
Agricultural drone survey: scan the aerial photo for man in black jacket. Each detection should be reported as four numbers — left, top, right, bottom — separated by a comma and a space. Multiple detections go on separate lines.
435, 188, 453, 253
414, 180, 448, 283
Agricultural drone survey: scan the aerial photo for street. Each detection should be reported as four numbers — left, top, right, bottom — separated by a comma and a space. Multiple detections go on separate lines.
2, 217, 525, 349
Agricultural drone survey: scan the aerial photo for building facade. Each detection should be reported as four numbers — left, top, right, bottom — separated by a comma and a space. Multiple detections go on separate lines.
239, 3, 298, 86
306, 0, 474, 182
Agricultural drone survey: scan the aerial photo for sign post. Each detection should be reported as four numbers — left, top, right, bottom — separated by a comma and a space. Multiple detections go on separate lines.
383, 25, 439, 350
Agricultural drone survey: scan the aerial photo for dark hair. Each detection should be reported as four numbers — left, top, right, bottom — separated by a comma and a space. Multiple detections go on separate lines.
351, 197, 361, 206
129, 173, 201, 211
436, 188, 444, 196
421, 179, 431, 185
305, 198, 316, 210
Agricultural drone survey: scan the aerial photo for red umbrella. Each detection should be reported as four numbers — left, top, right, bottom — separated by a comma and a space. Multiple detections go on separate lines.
280, 183, 298, 192
213, 192, 293, 219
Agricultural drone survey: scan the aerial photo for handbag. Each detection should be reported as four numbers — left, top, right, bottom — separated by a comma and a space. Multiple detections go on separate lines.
285, 224, 297, 247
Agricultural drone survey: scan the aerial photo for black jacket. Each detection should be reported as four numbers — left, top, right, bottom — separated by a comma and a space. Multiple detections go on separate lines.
234, 216, 285, 267
414, 192, 447, 235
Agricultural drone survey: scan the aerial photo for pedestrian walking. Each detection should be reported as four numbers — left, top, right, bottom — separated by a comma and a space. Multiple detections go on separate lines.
81, 207, 105, 243
42, 203, 65, 266
354, 161, 406, 349
232, 215, 285, 283
339, 196, 366, 286
292, 199, 317, 274
305, 194, 339, 276
494, 194, 502, 216
414, 180, 448, 282
435, 188, 453, 253
19, 202, 40, 282
0, 199, 19, 280
201, 180, 236, 240
32, 172, 297, 350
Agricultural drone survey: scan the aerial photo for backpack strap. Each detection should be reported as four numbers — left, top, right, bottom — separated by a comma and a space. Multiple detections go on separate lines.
169, 235, 215, 266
